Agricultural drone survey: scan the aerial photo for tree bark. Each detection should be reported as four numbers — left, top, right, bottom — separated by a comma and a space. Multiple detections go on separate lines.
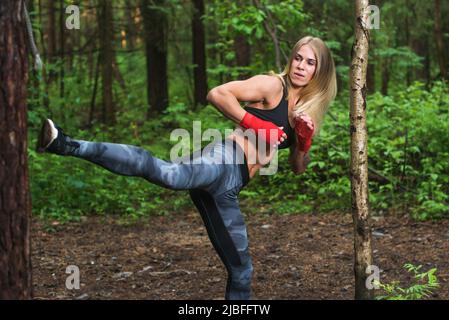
411, 36, 430, 84
27, 0, 40, 111
86, 3, 97, 82
59, 0, 65, 105
366, 60, 375, 93
46, 0, 57, 82
434, 0, 447, 79
125, 1, 137, 50
350, 0, 374, 300
88, 53, 101, 128
405, 0, 411, 86
234, 34, 252, 80
0, 0, 33, 299
98, 0, 116, 125
141, 0, 169, 117
381, 59, 389, 96
192, 0, 208, 108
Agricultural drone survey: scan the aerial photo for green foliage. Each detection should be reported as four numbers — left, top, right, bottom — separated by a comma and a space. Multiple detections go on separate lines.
375, 264, 440, 300
28, 78, 449, 222
205, 0, 307, 78
366, 81, 449, 219
26, 0, 449, 222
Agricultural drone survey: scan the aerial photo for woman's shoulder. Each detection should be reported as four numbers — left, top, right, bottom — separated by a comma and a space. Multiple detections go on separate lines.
247, 74, 284, 95
254, 73, 283, 84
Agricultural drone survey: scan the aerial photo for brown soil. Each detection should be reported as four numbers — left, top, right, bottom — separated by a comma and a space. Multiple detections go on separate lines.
32, 211, 449, 300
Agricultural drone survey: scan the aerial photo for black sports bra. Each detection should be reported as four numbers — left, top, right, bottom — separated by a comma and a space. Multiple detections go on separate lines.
243, 78, 295, 149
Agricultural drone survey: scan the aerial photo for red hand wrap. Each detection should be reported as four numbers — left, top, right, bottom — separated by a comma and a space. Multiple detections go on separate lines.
239, 112, 285, 144
295, 114, 315, 153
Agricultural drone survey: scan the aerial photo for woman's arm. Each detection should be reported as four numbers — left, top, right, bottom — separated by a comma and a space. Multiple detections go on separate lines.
206, 75, 282, 123
289, 113, 314, 174
289, 141, 311, 175
207, 75, 287, 145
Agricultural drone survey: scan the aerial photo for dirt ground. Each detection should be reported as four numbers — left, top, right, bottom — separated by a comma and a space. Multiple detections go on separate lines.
31, 210, 449, 300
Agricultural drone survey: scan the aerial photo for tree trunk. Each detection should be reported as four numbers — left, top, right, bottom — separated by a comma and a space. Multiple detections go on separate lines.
192, 0, 208, 108
381, 59, 389, 96
405, 0, 411, 86
234, 34, 252, 80
98, 0, 116, 125
368, 0, 381, 93
366, 60, 375, 93
141, 0, 169, 117
0, 0, 33, 299
411, 37, 430, 84
59, 0, 65, 106
86, 3, 97, 82
350, 0, 374, 300
125, 1, 136, 50
46, 0, 57, 82
253, 0, 282, 72
88, 53, 101, 128
27, 0, 40, 111
434, 0, 447, 79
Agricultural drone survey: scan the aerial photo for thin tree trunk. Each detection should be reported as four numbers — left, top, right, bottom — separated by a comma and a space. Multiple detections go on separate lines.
405, 0, 411, 86
234, 34, 251, 80
366, 61, 375, 93
141, 0, 169, 116
0, 0, 33, 299
350, 0, 374, 300
98, 0, 116, 125
47, 0, 56, 82
59, 0, 65, 106
253, 0, 285, 72
192, 0, 208, 108
38, 0, 46, 58
88, 52, 101, 128
367, 0, 380, 93
27, 0, 40, 111
125, 1, 136, 50
411, 37, 429, 84
434, 0, 447, 79
87, 2, 97, 82
381, 59, 389, 96
66, 1, 79, 72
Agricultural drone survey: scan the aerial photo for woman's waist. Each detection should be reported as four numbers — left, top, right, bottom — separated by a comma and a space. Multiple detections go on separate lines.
226, 127, 277, 179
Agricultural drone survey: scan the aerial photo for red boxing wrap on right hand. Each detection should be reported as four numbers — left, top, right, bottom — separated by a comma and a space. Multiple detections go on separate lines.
239, 112, 285, 144
294, 113, 315, 153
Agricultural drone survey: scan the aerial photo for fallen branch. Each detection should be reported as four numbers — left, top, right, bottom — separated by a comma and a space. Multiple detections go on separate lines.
148, 269, 196, 276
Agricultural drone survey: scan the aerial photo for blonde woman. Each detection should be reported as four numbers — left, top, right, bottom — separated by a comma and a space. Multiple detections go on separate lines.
37, 36, 337, 300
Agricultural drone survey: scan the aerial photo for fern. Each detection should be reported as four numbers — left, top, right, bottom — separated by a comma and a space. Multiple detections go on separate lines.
375, 263, 439, 300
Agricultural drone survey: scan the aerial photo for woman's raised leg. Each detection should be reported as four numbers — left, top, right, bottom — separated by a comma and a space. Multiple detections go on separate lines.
37, 119, 223, 190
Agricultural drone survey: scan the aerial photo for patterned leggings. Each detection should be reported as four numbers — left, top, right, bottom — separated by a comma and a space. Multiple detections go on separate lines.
68, 138, 252, 300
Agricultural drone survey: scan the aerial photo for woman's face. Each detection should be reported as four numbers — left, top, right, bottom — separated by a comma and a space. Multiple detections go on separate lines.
289, 44, 317, 87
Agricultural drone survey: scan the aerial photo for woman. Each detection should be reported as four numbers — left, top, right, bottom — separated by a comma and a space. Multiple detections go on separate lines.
37, 36, 336, 300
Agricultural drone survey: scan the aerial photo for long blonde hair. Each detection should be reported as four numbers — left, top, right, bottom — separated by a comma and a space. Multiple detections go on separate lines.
269, 36, 337, 136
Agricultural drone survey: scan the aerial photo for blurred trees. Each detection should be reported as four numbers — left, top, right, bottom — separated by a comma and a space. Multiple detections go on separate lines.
25, 0, 449, 220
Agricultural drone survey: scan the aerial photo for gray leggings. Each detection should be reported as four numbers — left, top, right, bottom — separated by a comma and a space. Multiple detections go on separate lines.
69, 138, 252, 300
